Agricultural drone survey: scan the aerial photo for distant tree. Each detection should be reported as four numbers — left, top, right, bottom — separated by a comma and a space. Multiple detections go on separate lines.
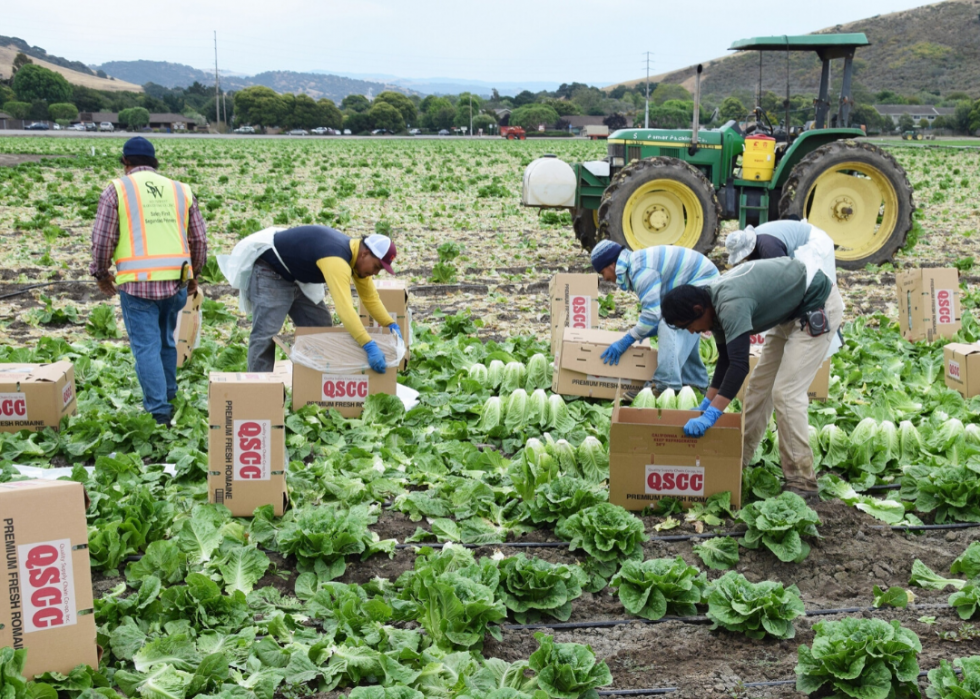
234, 86, 287, 127
604, 113, 627, 130
490, 88, 500, 103
453, 93, 483, 128
139, 95, 168, 113
3, 101, 30, 119
96, 69, 108, 79
202, 96, 234, 124
421, 97, 455, 130
12, 52, 32, 76
48, 103, 78, 122
509, 104, 560, 130
651, 83, 690, 105
875, 90, 906, 105
969, 100, 980, 134
932, 115, 949, 130
944, 91, 972, 104
608, 85, 629, 100
556, 82, 590, 100
289, 93, 321, 129
545, 98, 581, 117
919, 118, 930, 129
118, 107, 150, 129
29, 100, 49, 120
344, 111, 372, 134
368, 101, 405, 132
880, 114, 896, 133
317, 99, 343, 129
571, 86, 604, 115
954, 100, 974, 134
905, 96, 921, 105
649, 102, 692, 129
897, 113, 915, 132
0, 85, 14, 108
187, 81, 210, 96
71, 85, 108, 112
12, 64, 72, 103
850, 104, 882, 132
718, 96, 747, 122
341, 94, 370, 113
373, 91, 417, 125
472, 112, 496, 133
512, 90, 537, 107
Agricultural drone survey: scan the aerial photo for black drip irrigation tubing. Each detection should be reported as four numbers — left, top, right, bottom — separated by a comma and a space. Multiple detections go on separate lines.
0, 279, 96, 300
876, 522, 980, 532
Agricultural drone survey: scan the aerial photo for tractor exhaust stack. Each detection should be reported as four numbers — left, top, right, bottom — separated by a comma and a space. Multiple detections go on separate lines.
689, 64, 703, 155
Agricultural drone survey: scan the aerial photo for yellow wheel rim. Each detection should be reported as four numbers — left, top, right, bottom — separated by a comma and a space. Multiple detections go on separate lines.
621, 179, 704, 249
592, 209, 599, 229
802, 161, 900, 262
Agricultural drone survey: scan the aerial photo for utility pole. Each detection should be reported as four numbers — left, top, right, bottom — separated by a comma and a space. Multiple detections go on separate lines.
644, 51, 652, 128
469, 93, 473, 136
213, 31, 222, 130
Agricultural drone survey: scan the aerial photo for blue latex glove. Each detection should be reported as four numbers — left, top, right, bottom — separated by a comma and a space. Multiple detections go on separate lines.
388, 323, 403, 342
364, 340, 387, 374
601, 334, 635, 366
694, 397, 711, 411
684, 406, 723, 438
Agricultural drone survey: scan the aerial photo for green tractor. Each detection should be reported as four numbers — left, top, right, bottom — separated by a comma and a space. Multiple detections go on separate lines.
521, 34, 914, 269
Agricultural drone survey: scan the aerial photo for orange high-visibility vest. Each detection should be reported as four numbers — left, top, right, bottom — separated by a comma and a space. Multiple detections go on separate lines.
111, 171, 193, 283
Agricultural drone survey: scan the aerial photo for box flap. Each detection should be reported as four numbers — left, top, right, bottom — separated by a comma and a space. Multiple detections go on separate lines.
559, 329, 655, 382
946, 343, 980, 356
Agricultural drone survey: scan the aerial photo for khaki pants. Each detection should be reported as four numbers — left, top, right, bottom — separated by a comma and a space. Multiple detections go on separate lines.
741, 286, 844, 490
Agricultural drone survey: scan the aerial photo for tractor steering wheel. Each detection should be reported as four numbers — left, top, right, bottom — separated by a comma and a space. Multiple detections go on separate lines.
755, 108, 775, 136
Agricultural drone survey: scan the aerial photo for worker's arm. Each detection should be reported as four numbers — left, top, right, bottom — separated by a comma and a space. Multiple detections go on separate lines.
187, 196, 208, 275
353, 275, 395, 328
317, 257, 372, 346
705, 332, 751, 411
89, 185, 120, 279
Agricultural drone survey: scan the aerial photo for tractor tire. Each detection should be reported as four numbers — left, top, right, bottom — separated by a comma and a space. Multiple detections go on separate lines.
507, 134, 515, 140
597, 157, 720, 253
572, 208, 600, 252
778, 140, 914, 270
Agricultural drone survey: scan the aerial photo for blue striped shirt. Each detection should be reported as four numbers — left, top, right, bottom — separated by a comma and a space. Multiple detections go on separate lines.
616, 246, 720, 340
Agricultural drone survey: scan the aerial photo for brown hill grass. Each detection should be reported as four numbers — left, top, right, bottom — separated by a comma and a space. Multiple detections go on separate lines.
0, 44, 142, 93
606, 0, 980, 99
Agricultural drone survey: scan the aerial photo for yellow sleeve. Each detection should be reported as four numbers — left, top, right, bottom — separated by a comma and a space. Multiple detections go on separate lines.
354, 275, 395, 328
317, 257, 373, 346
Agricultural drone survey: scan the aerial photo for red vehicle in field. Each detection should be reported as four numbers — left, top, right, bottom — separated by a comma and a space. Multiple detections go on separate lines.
500, 126, 526, 140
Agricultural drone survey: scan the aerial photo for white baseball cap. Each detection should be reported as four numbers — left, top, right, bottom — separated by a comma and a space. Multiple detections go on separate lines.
725, 226, 757, 266
364, 234, 397, 273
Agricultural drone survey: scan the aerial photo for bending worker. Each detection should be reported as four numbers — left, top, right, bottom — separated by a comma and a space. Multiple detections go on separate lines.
228, 225, 399, 373
725, 216, 836, 284
90, 137, 208, 427
590, 240, 718, 398
661, 257, 843, 502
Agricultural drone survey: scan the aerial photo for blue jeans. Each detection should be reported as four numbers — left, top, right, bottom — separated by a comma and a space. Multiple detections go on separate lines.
653, 323, 708, 392
247, 260, 333, 372
119, 288, 187, 418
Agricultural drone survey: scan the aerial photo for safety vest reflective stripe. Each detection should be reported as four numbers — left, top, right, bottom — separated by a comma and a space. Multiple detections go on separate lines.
117, 175, 147, 258
173, 182, 189, 247
116, 255, 191, 271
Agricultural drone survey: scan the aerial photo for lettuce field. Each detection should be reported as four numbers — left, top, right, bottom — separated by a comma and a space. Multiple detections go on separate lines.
2, 135, 980, 698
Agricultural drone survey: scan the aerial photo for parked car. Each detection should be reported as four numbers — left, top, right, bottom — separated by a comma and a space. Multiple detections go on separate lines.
25, 122, 49, 130
311, 127, 338, 135
67, 124, 86, 131
438, 129, 450, 136
408, 128, 422, 135
52, 123, 62, 130
99, 122, 114, 132
287, 129, 308, 136
233, 125, 255, 134
342, 129, 352, 135
83, 122, 97, 131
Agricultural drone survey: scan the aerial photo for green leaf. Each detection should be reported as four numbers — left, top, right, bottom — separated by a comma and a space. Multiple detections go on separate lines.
693, 537, 740, 570
872, 586, 910, 609
216, 546, 270, 595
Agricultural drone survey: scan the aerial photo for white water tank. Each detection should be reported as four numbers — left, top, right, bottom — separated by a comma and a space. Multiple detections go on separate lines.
522, 156, 576, 208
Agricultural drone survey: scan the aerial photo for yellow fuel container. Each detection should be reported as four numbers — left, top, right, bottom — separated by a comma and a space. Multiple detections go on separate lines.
742, 135, 776, 182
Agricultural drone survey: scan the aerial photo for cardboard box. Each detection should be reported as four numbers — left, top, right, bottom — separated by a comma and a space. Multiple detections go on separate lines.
0, 480, 98, 679
609, 406, 744, 511
358, 279, 411, 369
207, 371, 288, 517
278, 327, 398, 417
553, 328, 656, 400
175, 289, 204, 368
549, 273, 600, 356
944, 343, 980, 398
0, 362, 77, 433
736, 347, 831, 403
896, 268, 960, 342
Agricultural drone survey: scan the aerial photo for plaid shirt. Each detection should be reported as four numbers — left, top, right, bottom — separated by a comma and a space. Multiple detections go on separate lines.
89, 166, 208, 300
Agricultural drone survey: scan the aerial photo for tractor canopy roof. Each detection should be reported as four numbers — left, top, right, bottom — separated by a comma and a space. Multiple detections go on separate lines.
729, 33, 869, 59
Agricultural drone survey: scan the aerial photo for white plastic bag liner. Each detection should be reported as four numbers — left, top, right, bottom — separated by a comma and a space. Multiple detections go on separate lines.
794, 222, 837, 287
396, 383, 420, 411
290, 331, 406, 373
217, 227, 326, 314
11, 463, 177, 479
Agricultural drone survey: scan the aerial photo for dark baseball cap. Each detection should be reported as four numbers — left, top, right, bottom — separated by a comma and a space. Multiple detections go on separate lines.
122, 136, 155, 158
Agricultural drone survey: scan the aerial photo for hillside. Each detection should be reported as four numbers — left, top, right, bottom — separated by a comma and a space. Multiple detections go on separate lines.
607, 0, 980, 99
92, 60, 413, 101
0, 44, 142, 93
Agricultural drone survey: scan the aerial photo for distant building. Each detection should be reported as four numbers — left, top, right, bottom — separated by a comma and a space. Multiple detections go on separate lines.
76, 112, 201, 131
558, 115, 633, 135
873, 104, 956, 124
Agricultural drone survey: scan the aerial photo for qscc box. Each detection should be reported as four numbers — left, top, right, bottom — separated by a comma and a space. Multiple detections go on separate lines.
553, 328, 656, 400
549, 273, 600, 356
175, 289, 204, 368
896, 268, 960, 342
0, 480, 98, 679
278, 327, 397, 418
609, 406, 743, 511
207, 369, 289, 517
358, 278, 411, 370
0, 362, 77, 433
944, 342, 980, 399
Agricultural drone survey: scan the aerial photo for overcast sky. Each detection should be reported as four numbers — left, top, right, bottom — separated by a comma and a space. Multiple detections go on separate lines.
7, 0, 936, 86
